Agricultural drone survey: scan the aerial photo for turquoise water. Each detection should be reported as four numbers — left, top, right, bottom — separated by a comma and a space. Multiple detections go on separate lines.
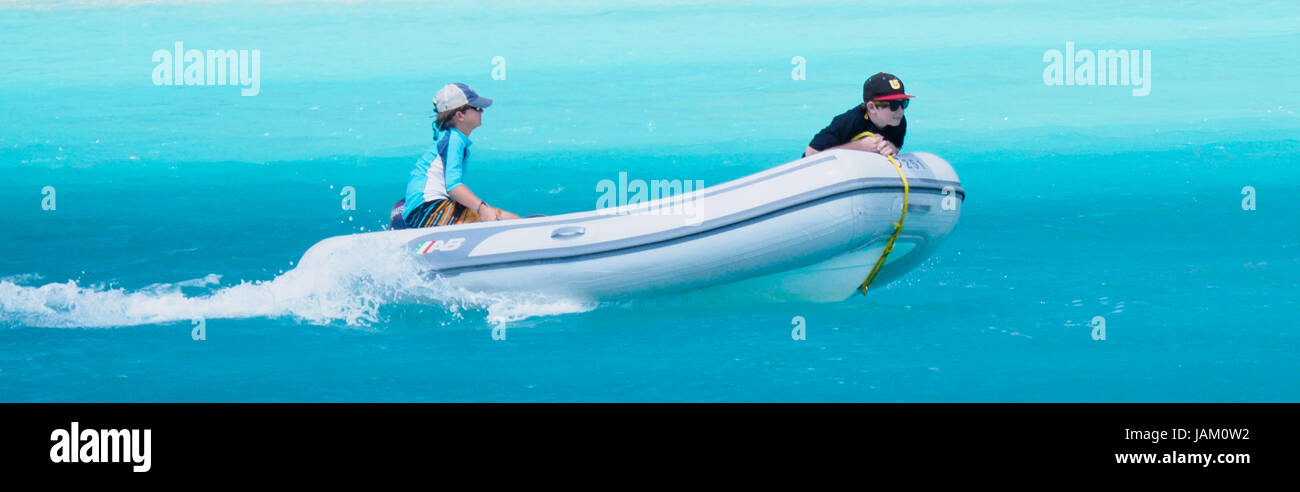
2, 0, 1297, 401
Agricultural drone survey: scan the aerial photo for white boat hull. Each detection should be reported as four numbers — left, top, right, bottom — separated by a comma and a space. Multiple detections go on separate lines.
298, 149, 964, 302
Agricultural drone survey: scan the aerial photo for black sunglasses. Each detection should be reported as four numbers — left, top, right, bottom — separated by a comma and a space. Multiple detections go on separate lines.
871, 99, 910, 111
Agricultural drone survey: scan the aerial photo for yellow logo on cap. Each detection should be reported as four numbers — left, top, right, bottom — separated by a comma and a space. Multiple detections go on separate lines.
889, 79, 901, 90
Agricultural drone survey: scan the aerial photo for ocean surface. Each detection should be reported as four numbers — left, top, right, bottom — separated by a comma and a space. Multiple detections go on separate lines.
1, 0, 1297, 401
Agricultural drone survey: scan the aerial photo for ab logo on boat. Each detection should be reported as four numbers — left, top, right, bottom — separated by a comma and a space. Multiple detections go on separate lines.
417, 238, 465, 254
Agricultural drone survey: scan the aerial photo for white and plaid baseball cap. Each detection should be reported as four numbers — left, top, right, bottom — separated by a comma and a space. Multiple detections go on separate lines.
433, 82, 492, 112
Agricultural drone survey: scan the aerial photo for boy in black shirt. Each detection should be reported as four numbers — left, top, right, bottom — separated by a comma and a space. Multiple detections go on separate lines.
804, 72, 914, 158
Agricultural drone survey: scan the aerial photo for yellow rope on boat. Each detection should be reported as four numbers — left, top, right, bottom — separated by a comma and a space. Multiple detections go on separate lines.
850, 131, 909, 295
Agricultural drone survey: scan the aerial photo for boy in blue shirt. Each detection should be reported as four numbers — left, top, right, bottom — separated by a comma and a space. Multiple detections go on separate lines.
394, 83, 520, 229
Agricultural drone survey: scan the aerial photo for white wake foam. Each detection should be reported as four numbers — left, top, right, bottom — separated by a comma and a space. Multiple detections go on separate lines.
0, 233, 596, 328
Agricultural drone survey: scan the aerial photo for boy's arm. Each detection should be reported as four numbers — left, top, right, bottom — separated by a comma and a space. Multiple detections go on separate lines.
805, 109, 877, 156
442, 132, 496, 218
805, 137, 882, 156
449, 187, 520, 220
448, 185, 502, 220
448, 185, 484, 211
442, 132, 519, 221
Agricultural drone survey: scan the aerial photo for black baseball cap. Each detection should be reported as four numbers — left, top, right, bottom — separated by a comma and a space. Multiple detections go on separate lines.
863, 72, 914, 102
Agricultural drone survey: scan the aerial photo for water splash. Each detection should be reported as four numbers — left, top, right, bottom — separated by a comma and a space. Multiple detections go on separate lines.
0, 232, 595, 328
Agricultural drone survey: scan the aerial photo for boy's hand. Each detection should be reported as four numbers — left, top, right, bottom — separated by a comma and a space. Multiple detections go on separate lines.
876, 140, 898, 156
848, 135, 897, 156
478, 206, 500, 221
848, 135, 882, 152
498, 210, 520, 220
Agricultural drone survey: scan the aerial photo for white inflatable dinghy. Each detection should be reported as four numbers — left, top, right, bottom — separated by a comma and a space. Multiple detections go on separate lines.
299, 149, 963, 302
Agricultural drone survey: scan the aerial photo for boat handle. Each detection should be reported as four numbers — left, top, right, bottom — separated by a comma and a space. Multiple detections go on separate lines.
550, 226, 586, 239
